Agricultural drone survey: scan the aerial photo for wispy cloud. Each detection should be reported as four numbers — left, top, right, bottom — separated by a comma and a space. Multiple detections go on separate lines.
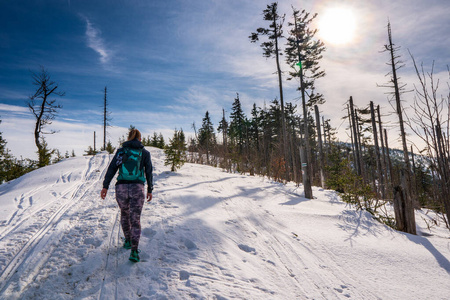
0, 88, 28, 101
82, 16, 111, 65
0, 103, 29, 116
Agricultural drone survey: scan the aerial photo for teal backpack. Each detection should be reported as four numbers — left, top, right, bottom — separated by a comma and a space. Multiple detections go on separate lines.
117, 147, 145, 182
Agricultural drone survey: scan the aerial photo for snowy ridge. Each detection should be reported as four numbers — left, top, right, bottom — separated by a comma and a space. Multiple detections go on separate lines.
0, 147, 449, 299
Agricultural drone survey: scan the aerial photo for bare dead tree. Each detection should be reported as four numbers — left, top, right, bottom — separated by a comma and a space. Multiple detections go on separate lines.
377, 105, 390, 196
315, 105, 325, 187
349, 97, 362, 176
371, 101, 385, 199
27, 66, 64, 167
406, 53, 450, 228
379, 21, 416, 234
347, 103, 357, 174
384, 128, 395, 189
103, 86, 112, 150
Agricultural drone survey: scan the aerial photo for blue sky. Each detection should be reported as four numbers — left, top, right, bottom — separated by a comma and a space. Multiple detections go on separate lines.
0, 0, 449, 159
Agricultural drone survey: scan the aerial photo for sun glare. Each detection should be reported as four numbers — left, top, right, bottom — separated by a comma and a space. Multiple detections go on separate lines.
318, 7, 357, 46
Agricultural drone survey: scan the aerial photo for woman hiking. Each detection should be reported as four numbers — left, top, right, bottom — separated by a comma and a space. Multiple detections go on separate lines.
101, 128, 153, 262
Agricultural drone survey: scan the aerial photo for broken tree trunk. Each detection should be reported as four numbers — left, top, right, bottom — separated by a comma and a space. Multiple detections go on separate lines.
315, 105, 325, 188
370, 101, 385, 199
393, 170, 417, 234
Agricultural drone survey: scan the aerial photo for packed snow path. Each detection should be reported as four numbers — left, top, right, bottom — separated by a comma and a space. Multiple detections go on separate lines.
0, 148, 449, 299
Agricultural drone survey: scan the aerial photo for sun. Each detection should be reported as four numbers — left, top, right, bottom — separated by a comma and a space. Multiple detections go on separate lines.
317, 7, 357, 45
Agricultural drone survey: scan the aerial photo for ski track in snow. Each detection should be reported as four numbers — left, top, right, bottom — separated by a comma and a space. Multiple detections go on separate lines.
0, 154, 111, 298
0, 147, 449, 299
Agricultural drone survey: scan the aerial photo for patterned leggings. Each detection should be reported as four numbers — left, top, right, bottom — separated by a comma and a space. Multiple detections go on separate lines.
115, 183, 145, 250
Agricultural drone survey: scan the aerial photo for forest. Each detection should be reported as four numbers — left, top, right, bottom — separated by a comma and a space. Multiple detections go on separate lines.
182, 4, 450, 234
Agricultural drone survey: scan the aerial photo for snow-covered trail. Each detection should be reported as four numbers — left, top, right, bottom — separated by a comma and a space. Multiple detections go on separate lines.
0, 147, 449, 299
0, 154, 112, 298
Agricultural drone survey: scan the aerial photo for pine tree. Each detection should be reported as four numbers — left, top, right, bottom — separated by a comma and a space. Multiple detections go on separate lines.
52, 149, 64, 164
284, 6, 325, 198
285, 6, 326, 107
250, 2, 288, 166
198, 111, 216, 163
141, 136, 148, 146
249, 103, 260, 152
157, 133, 165, 149
105, 140, 116, 154
217, 108, 229, 148
228, 93, 246, 153
37, 138, 54, 166
2, 155, 35, 183
150, 132, 159, 147
165, 129, 187, 172
84, 146, 98, 156
0, 120, 11, 182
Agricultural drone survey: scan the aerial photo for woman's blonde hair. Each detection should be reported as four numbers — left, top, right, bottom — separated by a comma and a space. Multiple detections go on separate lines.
127, 129, 142, 141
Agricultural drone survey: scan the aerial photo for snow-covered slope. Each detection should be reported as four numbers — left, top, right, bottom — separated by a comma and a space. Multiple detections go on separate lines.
0, 148, 449, 299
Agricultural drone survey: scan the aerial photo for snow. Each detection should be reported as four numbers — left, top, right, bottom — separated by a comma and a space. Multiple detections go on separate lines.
0, 147, 449, 299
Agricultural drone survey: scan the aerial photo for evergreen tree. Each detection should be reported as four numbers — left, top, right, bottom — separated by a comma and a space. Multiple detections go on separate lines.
284, 6, 325, 198
165, 129, 187, 172
141, 136, 149, 146
228, 93, 246, 153
105, 140, 116, 154
250, 2, 288, 162
249, 103, 260, 152
267, 99, 282, 143
150, 132, 158, 147
0, 124, 6, 156
217, 109, 229, 147
0, 122, 11, 183
285, 6, 326, 107
198, 111, 216, 163
37, 138, 54, 166
157, 133, 165, 149
2, 155, 36, 183
84, 146, 98, 156
52, 149, 64, 164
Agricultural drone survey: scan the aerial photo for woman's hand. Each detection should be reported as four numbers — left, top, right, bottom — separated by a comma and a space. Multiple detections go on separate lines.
147, 193, 153, 202
101, 188, 108, 199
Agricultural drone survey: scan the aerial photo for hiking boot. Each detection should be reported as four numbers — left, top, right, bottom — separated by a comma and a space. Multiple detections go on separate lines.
123, 239, 132, 249
129, 249, 140, 262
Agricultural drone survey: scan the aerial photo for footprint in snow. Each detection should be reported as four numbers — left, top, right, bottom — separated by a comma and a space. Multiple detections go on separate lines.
142, 228, 157, 238
238, 244, 256, 254
225, 219, 237, 225
84, 237, 102, 247
179, 270, 190, 280
164, 204, 179, 209
184, 238, 197, 250
334, 285, 351, 298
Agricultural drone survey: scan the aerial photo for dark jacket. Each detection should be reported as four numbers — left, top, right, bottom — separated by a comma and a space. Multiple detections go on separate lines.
102, 139, 153, 193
